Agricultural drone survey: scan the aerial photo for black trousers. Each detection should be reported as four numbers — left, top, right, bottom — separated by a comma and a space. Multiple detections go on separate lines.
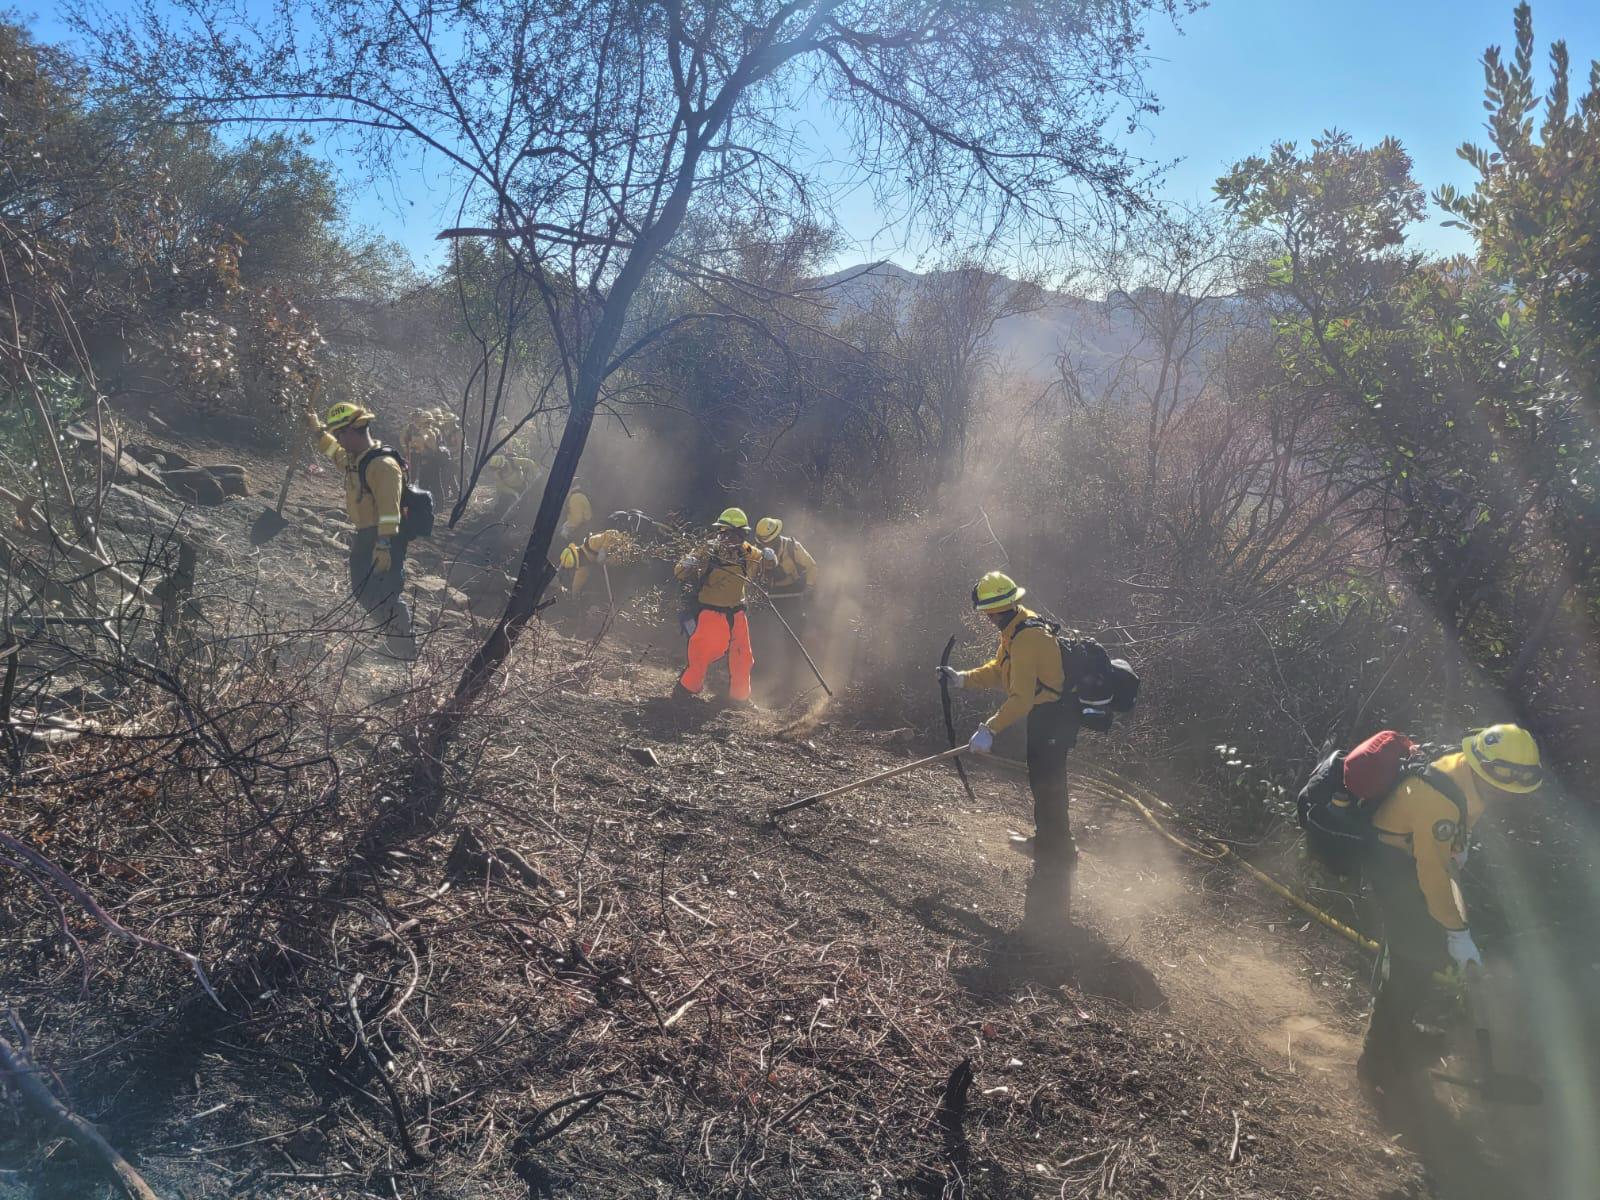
1022, 700, 1079, 935
349, 526, 414, 640
1363, 847, 1448, 1066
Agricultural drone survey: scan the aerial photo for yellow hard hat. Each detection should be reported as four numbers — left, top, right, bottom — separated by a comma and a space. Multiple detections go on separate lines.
323, 401, 376, 433
713, 506, 750, 531
972, 570, 1024, 613
1462, 724, 1543, 794
490, 455, 508, 470
559, 545, 579, 570
755, 517, 783, 543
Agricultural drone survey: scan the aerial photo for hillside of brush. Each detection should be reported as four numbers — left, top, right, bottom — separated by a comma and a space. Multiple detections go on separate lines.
4, 434, 1586, 1200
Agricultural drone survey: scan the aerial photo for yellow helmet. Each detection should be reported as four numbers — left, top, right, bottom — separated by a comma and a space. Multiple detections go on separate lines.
713, 506, 750, 531
1462, 724, 1543, 794
755, 517, 783, 543
490, 455, 508, 471
559, 545, 579, 570
971, 570, 1024, 613
323, 401, 375, 433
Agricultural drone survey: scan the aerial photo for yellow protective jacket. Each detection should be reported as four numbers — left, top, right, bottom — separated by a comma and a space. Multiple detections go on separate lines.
676, 541, 764, 609
402, 425, 436, 459
1372, 752, 1487, 931
493, 456, 537, 497
317, 433, 403, 536
567, 530, 626, 590
767, 535, 818, 590
959, 606, 1066, 734
563, 489, 593, 530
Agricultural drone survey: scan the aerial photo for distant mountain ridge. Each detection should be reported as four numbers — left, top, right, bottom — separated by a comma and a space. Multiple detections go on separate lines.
810, 262, 1152, 383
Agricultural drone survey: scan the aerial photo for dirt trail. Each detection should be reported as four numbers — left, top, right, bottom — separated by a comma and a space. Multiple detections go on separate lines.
945, 765, 1368, 1097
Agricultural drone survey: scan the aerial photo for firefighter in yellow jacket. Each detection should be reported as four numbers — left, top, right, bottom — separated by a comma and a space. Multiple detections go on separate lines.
754, 517, 818, 591
1358, 724, 1543, 1093
489, 455, 538, 523
753, 517, 820, 703
303, 402, 417, 660
560, 480, 593, 540
559, 529, 626, 595
673, 508, 775, 704
939, 571, 1075, 939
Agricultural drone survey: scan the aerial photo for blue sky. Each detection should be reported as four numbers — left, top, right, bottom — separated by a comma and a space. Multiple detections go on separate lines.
821, 0, 1600, 268
1133, 0, 1600, 259
32, 1, 1600, 272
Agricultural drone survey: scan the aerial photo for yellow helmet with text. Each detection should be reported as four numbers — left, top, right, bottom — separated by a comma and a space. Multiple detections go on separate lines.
322, 401, 376, 433
1462, 724, 1543, 794
713, 506, 750, 531
971, 571, 1025, 613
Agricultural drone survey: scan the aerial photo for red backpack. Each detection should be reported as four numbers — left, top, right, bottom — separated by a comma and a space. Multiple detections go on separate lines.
1341, 730, 1417, 803
1295, 730, 1467, 876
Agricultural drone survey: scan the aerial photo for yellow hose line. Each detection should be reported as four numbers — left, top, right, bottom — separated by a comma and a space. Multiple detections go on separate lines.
1211, 844, 1380, 954
987, 754, 1380, 955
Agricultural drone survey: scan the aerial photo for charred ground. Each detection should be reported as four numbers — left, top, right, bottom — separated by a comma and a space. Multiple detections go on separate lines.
2, 430, 1583, 1200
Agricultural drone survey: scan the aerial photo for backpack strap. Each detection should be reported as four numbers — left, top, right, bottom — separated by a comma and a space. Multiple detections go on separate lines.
357, 446, 407, 495
1418, 765, 1472, 851
1012, 616, 1069, 698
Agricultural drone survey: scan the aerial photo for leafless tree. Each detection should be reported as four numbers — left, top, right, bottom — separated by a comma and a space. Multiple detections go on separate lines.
901, 260, 1044, 491
1085, 207, 1243, 561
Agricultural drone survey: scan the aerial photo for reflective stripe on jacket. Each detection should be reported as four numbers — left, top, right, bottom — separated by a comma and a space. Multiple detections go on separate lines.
318, 433, 403, 535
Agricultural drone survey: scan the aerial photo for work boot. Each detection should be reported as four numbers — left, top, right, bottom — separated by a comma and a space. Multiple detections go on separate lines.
382, 631, 420, 662
1356, 1048, 1417, 1110
670, 682, 698, 704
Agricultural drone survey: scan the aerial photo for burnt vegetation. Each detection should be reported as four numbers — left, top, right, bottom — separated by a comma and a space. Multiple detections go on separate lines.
3, 2, 1599, 1197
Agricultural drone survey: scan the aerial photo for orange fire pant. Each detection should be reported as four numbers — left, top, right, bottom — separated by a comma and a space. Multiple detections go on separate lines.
680, 608, 754, 700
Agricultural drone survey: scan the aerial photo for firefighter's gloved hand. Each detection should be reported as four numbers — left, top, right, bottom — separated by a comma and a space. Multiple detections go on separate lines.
373, 538, 393, 575
936, 665, 961, 685
1452, 845, 1470, 871
302, 409, 323, 432
680, 616, 697, 639
1446, 928, 1482, 969
968, 726, 994, 755
762, 547, 778, 567
595, 547, 608, 564
558, 524, 570, 540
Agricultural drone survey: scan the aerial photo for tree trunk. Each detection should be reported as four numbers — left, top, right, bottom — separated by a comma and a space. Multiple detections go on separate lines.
423, 391, 598, 773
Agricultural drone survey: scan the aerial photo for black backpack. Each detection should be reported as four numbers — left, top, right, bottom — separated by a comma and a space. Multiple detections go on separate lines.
1296, 752, 1469, 877
1015, 617, 1141, 729
358, 447, 435, 540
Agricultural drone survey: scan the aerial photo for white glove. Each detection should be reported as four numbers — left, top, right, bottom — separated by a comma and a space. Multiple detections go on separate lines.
936, 665, 961, 684
968, 726, 994, 755
1446, 928, 1482, 969
595, 547, 608, 564
762, 547, 778, 566
558, 524, 570, 539
1452, 845, 1469, 871
680, 617, 697, 638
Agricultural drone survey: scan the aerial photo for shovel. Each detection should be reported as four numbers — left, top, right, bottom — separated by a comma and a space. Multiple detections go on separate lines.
1432, 972, 1543, 1106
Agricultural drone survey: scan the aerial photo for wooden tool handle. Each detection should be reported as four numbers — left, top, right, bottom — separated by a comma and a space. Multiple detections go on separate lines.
771, 746, 966, 816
